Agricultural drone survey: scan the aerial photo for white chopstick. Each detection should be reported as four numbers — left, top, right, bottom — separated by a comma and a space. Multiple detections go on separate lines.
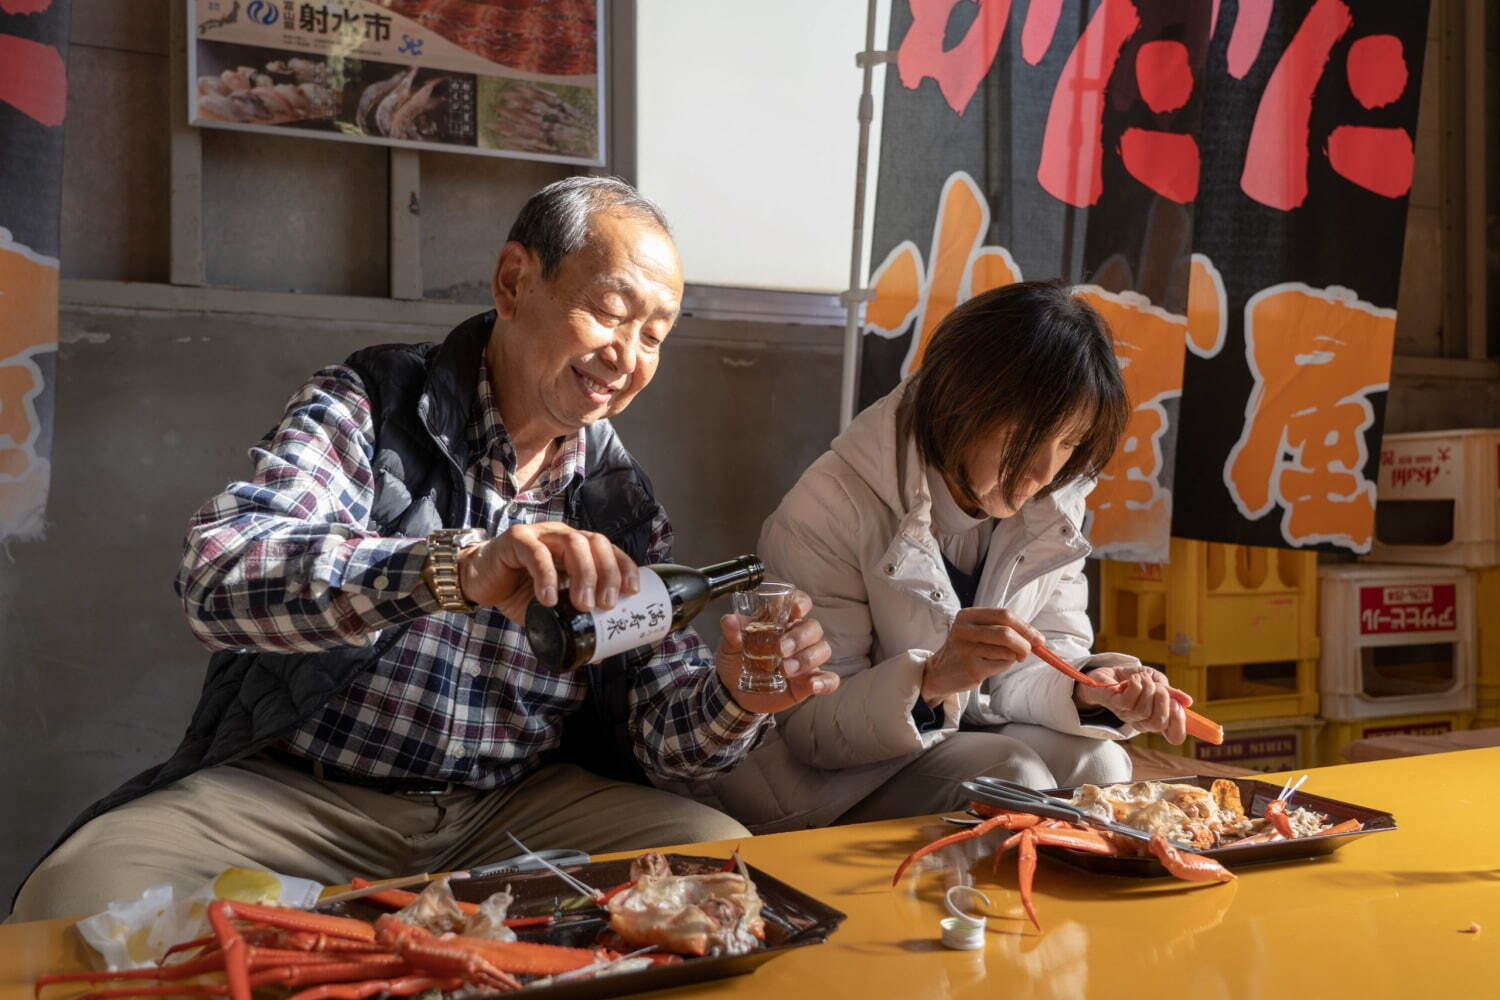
318, 869, 471, 907
505, 832, 602, 902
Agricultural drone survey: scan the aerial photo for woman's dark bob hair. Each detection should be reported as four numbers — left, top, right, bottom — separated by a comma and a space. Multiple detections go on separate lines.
895, 279, 1129, 512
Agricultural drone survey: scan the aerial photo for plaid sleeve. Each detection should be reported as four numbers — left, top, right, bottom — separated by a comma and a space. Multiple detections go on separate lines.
175, 364, 441, 652
626, 506, 770, 781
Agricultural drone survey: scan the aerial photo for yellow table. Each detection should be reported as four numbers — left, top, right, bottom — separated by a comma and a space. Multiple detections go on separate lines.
6, 750, 1497, 999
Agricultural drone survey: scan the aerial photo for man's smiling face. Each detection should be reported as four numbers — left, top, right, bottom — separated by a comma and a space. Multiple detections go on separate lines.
495, 211, 684, 436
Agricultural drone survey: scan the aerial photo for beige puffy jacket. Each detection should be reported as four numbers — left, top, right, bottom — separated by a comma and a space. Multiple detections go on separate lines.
664, 382, 1133, 831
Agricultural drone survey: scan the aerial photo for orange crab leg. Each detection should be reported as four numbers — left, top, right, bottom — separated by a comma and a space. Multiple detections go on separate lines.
1145, 835, 1235, 882
456, 936, 608, 974
375, 918, 527, 990
48, 951, 398, 1000
350, 877, 555, 929
892, 813, 1021, 885
286, 975, 465, 1000
160, 934, 217, 962
208, 901, 380, 1000
1029, 822, 1119, 856
1319, 818, 1363, 836
993, 830, 1027, 873
349, 878, 479, 916
251, 956, 412, 990
36, 954, 226, 995
73, 988, 229, 1000
36, 947, 356, 996
1015, 828, 1042, 930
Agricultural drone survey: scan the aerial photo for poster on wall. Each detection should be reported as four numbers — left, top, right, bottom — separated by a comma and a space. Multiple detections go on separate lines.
0, 0, 69, 543
188, 0, 604, 166
860, 0, 1427, 560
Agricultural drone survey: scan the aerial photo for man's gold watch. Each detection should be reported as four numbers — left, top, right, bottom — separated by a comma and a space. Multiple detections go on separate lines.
426, 528, 488, 614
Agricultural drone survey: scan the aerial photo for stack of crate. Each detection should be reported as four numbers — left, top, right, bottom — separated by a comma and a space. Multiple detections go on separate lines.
1098, 538, 1321, 772
1315, 563, 1476, 762
1315, 428, 1500, 762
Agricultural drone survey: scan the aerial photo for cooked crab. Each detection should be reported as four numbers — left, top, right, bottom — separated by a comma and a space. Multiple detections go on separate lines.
605, 852, 765, 957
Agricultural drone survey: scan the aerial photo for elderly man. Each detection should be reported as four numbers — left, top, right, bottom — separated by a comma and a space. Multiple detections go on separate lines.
11, 177, 836, 921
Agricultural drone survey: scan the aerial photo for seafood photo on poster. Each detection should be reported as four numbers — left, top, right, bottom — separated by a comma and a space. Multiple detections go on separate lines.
188, 0, 602, 164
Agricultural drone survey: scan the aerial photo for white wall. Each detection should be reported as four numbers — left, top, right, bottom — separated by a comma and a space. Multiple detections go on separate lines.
635, 1, 888, 294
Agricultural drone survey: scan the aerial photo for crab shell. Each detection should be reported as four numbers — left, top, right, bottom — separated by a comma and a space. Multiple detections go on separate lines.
605, 853, 766, 957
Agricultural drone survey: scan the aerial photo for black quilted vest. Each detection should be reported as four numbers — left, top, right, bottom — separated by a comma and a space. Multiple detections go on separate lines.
36, 311, 663, 874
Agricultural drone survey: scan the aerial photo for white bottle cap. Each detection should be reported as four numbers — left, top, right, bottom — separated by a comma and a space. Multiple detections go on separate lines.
940, 884, 990, 950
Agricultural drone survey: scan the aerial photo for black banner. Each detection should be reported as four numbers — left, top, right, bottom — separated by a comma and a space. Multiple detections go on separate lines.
861, 0, 1427, 559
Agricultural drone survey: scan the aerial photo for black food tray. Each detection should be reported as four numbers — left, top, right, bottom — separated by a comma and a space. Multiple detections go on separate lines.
339, 853, 845, 999
1028, 775, 1397, 878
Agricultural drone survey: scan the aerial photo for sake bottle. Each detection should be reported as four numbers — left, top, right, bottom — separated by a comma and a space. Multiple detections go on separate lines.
525, 555, 765, 671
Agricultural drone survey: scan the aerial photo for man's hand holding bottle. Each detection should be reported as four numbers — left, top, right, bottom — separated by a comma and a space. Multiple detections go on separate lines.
432, 520, 838, 712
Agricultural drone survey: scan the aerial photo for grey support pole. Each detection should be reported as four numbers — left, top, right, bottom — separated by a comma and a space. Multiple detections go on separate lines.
839, 0, 886, 430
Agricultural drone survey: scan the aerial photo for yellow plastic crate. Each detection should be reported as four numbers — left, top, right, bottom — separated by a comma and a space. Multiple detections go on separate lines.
1317, 710, 1475, 764
1477, 567, 1500, 687
1144, 715, 1322, 773
1099, 538, 1320, 721
1129, 658, 1320, 724
1465, 568, 1498, 726
1100, 538, 1320, 665
1475, 684, 1500, 728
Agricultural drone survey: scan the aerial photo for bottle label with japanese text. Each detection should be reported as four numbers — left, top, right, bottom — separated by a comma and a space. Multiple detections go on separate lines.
588, 568, 673, 662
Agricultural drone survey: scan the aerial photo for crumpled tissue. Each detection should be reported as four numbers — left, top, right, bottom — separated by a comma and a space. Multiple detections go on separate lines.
74, 867, 322, 971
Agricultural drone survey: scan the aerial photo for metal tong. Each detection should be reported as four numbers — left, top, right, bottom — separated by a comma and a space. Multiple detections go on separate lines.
960, 776, 1189, 848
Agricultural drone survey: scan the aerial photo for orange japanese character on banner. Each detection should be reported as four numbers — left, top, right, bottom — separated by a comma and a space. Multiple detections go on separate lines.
1185, 253, 1227, 358
0, 227, 60, 540
1225, 283, 1395, 550
864, 171, 1021, 378
1076, 288, 1191, 562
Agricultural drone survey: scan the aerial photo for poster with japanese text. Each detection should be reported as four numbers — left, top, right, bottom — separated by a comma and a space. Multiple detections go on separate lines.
860, 0, 1427, 560
0, 0, 69, 543
189, 0, 603, 165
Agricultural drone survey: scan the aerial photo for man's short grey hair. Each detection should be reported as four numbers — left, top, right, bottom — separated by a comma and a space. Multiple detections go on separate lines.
506, 176, 672, 280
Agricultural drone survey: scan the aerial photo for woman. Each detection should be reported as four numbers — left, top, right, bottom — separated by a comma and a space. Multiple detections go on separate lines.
679, 280, 1194, 832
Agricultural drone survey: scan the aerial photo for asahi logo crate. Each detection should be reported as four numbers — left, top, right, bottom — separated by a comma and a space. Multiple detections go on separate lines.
1358, 583, 1457, 635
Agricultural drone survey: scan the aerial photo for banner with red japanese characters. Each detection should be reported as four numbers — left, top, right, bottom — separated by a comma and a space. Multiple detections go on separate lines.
859, 0, 1427, 560
0, 0, 69, 543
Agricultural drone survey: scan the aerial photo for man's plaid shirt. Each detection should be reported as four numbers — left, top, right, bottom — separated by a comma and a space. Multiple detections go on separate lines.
175, 358, 766, 788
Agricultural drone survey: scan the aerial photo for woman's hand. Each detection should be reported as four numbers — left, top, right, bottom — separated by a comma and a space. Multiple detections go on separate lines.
920, 608, 1045, 705
1074, 659, 1192, 745
715, 590, 838, 714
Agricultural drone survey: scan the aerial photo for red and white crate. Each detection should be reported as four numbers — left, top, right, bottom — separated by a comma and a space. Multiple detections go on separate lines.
1318, 563, 1475, 720
1369, 428, 1500, 567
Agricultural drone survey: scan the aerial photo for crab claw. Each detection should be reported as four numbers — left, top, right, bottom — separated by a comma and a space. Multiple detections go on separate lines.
1263, 798, 1297, 839
1145, 835, 1235, 882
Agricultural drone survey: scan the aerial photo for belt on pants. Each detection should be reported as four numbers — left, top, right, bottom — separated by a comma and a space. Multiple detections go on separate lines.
262, 747, 456, 796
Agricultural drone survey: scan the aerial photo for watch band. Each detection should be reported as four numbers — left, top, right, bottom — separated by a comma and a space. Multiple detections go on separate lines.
427, 528, 487, 614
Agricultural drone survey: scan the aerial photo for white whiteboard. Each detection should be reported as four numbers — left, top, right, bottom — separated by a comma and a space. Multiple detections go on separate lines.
635, 1, 888, 295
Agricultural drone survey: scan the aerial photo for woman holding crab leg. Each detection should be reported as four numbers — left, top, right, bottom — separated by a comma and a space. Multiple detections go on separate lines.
666, 281, 1194, 832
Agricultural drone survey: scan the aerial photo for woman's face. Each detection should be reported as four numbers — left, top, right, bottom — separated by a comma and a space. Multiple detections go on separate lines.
949, 418, 1087, 518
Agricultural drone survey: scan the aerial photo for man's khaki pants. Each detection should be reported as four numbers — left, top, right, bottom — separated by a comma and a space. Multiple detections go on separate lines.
9, 755, 749, 922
